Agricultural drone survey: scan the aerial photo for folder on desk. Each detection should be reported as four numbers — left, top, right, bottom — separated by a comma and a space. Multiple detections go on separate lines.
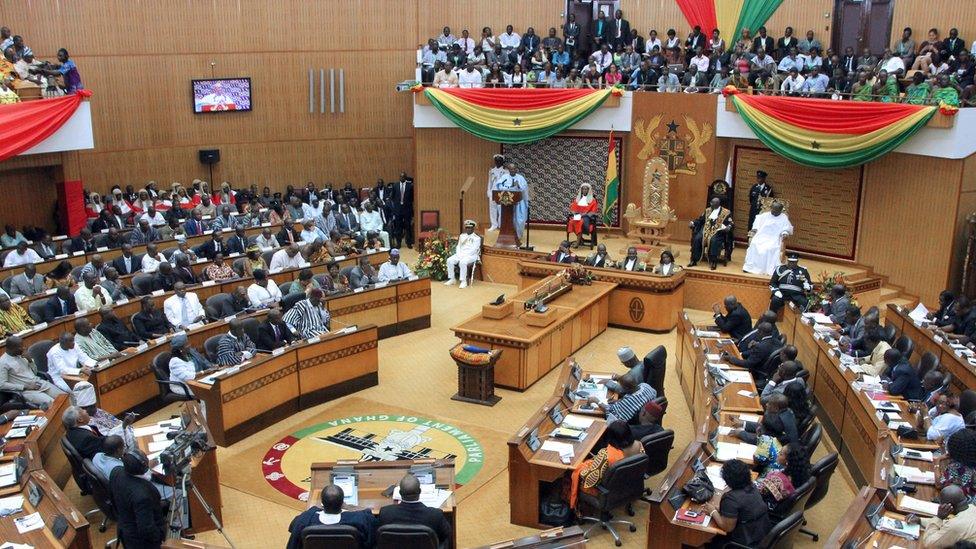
332, 471, 359, 506
877, 515, 921, 540
551, 427, 586, 441
893, 464, 936, 484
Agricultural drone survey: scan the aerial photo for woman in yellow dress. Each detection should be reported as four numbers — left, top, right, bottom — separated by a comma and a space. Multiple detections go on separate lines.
242, 245, 268, 277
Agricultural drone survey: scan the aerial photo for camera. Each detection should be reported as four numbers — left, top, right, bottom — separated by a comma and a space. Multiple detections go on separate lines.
159, 430, 210, 477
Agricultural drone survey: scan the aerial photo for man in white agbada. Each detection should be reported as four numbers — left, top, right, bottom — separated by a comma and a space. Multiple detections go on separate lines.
743, 201, 793, 276
444, 220, 482, 288
487, 154, 507, 231
491, 162, 530, 241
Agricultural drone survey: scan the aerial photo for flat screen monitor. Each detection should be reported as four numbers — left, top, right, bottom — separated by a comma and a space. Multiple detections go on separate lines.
192, 77, 252, 113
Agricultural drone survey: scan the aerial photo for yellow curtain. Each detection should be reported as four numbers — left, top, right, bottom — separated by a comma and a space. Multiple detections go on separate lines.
715, 0, 746, 44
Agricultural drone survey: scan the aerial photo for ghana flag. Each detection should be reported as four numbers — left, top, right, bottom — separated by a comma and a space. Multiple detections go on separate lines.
603, 131, 619, 225
729, 94, 936, 169
423, 87, 616, 144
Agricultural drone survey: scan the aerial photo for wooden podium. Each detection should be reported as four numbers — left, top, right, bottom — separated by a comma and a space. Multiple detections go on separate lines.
492, 190, 523, 249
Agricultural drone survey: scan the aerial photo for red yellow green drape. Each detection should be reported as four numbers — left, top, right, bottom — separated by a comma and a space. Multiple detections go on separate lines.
677, 0, 784, 42
729, 94, 936, 168
423, 88, 616, 144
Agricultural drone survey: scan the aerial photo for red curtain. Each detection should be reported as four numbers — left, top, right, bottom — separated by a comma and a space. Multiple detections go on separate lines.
58, 179, 86, 236
0, 89, 92, 163
676, 0, 719, 34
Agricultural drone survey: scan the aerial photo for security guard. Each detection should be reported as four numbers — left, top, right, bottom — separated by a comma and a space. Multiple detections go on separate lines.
769, 252, 811, 312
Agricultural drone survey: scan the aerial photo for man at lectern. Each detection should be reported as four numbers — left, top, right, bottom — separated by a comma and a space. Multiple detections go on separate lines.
492, 162, 529, 243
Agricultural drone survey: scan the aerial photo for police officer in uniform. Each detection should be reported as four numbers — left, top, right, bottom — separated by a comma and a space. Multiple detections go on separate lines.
769, 252, 811, 312
748, 170, 773, 230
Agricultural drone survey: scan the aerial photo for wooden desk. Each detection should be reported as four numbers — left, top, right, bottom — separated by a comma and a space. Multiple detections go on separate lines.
887, 303, 976, 394
786, 304, 890, 486
508, 361, 608, 529
188, 326, 379, 446
517, 260, 685, 332
132, 402, 222, 534
326, 276, 431, 338
307, 459, 457, 549
453, 276, 614, 391
0, 395, 71, 489
0, 470, 92, 548
827, 486, 921, 548
645, 441, 725, 548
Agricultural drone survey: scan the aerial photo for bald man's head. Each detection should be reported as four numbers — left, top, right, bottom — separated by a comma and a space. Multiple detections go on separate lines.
398, 474, 421, 502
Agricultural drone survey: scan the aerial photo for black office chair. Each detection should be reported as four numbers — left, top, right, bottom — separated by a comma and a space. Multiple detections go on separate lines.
0, 390, 29, 412
70, 265, 85, 281
131, 273, 155, 295
724, 510, 805, 548
340, 266, 359, 288
650, 396, 668, 425
60, 436, 91, 496
893, 335, 915, 360
881, 324, 896, 344
640, 429, 675, 477
756, 346, 786, 387
261, 249, 276, 267
769, 476, 816, 522
151, 351, 194, 404
797, 404, 818, 439
642, 346, 667, 398
28, 299, 48, 323
301, 524, 363, 549
796, 369, 810, 381
798, 452, 839, 541
205, 293, 235, 322
800, 422, 822, 454
578, 453, 649, 546
566, 213, 599, 249
81, 459, 119, 543
161, 246, 178, 260
281, 292, 305, 312
204, 335, 224, 362
242, 317, 262, 344
0, 276, 12, 296
232, 257, 247, 277
917, 351, 940, 380
376, 524, 438, 549
27, 340, 56, 378
278, 281, 295, 295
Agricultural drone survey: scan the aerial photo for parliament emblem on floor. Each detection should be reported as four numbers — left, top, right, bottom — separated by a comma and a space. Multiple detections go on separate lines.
262, 414, 484, 501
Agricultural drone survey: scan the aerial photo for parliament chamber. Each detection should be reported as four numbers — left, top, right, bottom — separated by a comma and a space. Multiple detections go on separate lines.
6, 1, 976, 548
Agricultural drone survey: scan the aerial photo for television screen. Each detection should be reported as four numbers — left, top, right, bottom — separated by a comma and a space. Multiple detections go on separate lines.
192, 77, 252, 113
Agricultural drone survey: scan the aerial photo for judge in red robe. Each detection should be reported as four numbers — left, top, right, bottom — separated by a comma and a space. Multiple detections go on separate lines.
567, 183, 599, 247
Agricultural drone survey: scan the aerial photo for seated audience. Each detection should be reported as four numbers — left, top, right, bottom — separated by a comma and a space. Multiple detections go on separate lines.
270, 244, 306, 272
923, 394, 966, 442
584, 243, 611, 267
652, 250, 681, 275
63, 405, 108, 459
941, 429, 976, 498
75, 273, 114, 312
163, 282, 205, 329
173, 255, 198, 285
73, 317, 123, 361
3, 240, 41, 267
586, 373, 655, 423
736, 393, 798, 445
151, 262, 178, 292
132, 296, 171, 339
255, 309, 295, 351
141, 243, 166, 273
713, 296, 753, 341
44, 285, 78, 320
289, 268, 320, 296
617, 246, 644, 271
247, 269, 283, 308
883, 348, 924, 400
205, 253, 237, 281
195, 231, 226, 260
96, 307, 143, 351
109, 451, 166, 549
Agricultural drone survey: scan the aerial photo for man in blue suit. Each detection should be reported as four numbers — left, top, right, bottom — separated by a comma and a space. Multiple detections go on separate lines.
286, 484, 376, 549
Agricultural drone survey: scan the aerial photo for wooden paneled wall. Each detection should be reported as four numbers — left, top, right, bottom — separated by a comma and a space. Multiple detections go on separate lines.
891, 1, 976, 50
857, 153, 964, 305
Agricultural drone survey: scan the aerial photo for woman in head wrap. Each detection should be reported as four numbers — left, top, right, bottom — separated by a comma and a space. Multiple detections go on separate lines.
566, 183, 599, 248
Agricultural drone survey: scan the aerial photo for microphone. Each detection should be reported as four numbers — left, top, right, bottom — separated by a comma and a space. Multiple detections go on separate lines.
866, 489, 890, 521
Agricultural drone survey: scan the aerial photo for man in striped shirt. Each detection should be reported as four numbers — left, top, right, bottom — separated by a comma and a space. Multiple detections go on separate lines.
585, 373, 656, 424
216, 319, 257, 366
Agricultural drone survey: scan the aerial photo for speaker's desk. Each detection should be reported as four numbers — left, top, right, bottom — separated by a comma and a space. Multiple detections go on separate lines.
452, 276, 614, 391
307, 459, 457, 548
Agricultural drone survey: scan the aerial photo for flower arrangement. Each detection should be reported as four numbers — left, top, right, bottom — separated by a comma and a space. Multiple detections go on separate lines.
564, 265, 594, 285
414, 228, 456, 281
807, 270, 859, 312
939, 101, 959, 116
722, 85, 740, 97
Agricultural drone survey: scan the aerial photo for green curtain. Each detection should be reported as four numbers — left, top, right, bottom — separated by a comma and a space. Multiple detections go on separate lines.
733, 0, 785, 42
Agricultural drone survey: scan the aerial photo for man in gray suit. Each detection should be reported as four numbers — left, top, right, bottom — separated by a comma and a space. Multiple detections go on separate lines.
347, 255, 377, 289
9, 264, 45, 298
823, 284, 850, 325
336, 204, 360, 237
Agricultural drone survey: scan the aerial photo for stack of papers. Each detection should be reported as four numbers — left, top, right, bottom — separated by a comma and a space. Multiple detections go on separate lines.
899, 495, 939, 516
877, 515, 921, 540
736, 389, 757, 398
870, 399, 901, 412
132, 424, 164, 438
715, 441, 757, 461
705, 464, 727, 490
0, 463, 16, 487
717, 426, 734, 436
802, 312, 834, 324
561, 414, 595, 430
706, 353, 722, 362
707, 361, 730, 370
0, 494, 24, 515
540, 440, 575, 461
901, 449, 935, 462
908, 303, 930, 324
894, 464, 936, 484
695, 330, 720, 338
392, 484, 452, 508
724, 371, 753, 384
738, 414, 761, 423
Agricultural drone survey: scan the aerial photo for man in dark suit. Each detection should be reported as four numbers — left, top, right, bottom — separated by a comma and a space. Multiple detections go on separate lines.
884, 348, 925, 400
91, 210, 122, 232
392, 172, 414, 249
590, 10, 610, 51
712, 295, 752, 341
823, 284, 851, 325
226, 227, 249, 255
110, 452, 167, 549
548, 241, 575, 264
255, 308, 295, 351
173, 255, 198, 285
70, 228, 98, 254
151, 263, 179, 292
336, 204, 360, 238
111, 243, 139, 275
378, 474, 452, 549
374, 179, 393, 203
194, 231, 225, 260
722, 322, 778, 378
286, 484, 376, 549
63, 405, 110, 459
752, 26, 775, 55
738, 310, 780, 352
210, 287, 250, 318
44, 286, 78, 322
610, 9, 630, 49
184, 210, 208, 237
585, 244, 611, 268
